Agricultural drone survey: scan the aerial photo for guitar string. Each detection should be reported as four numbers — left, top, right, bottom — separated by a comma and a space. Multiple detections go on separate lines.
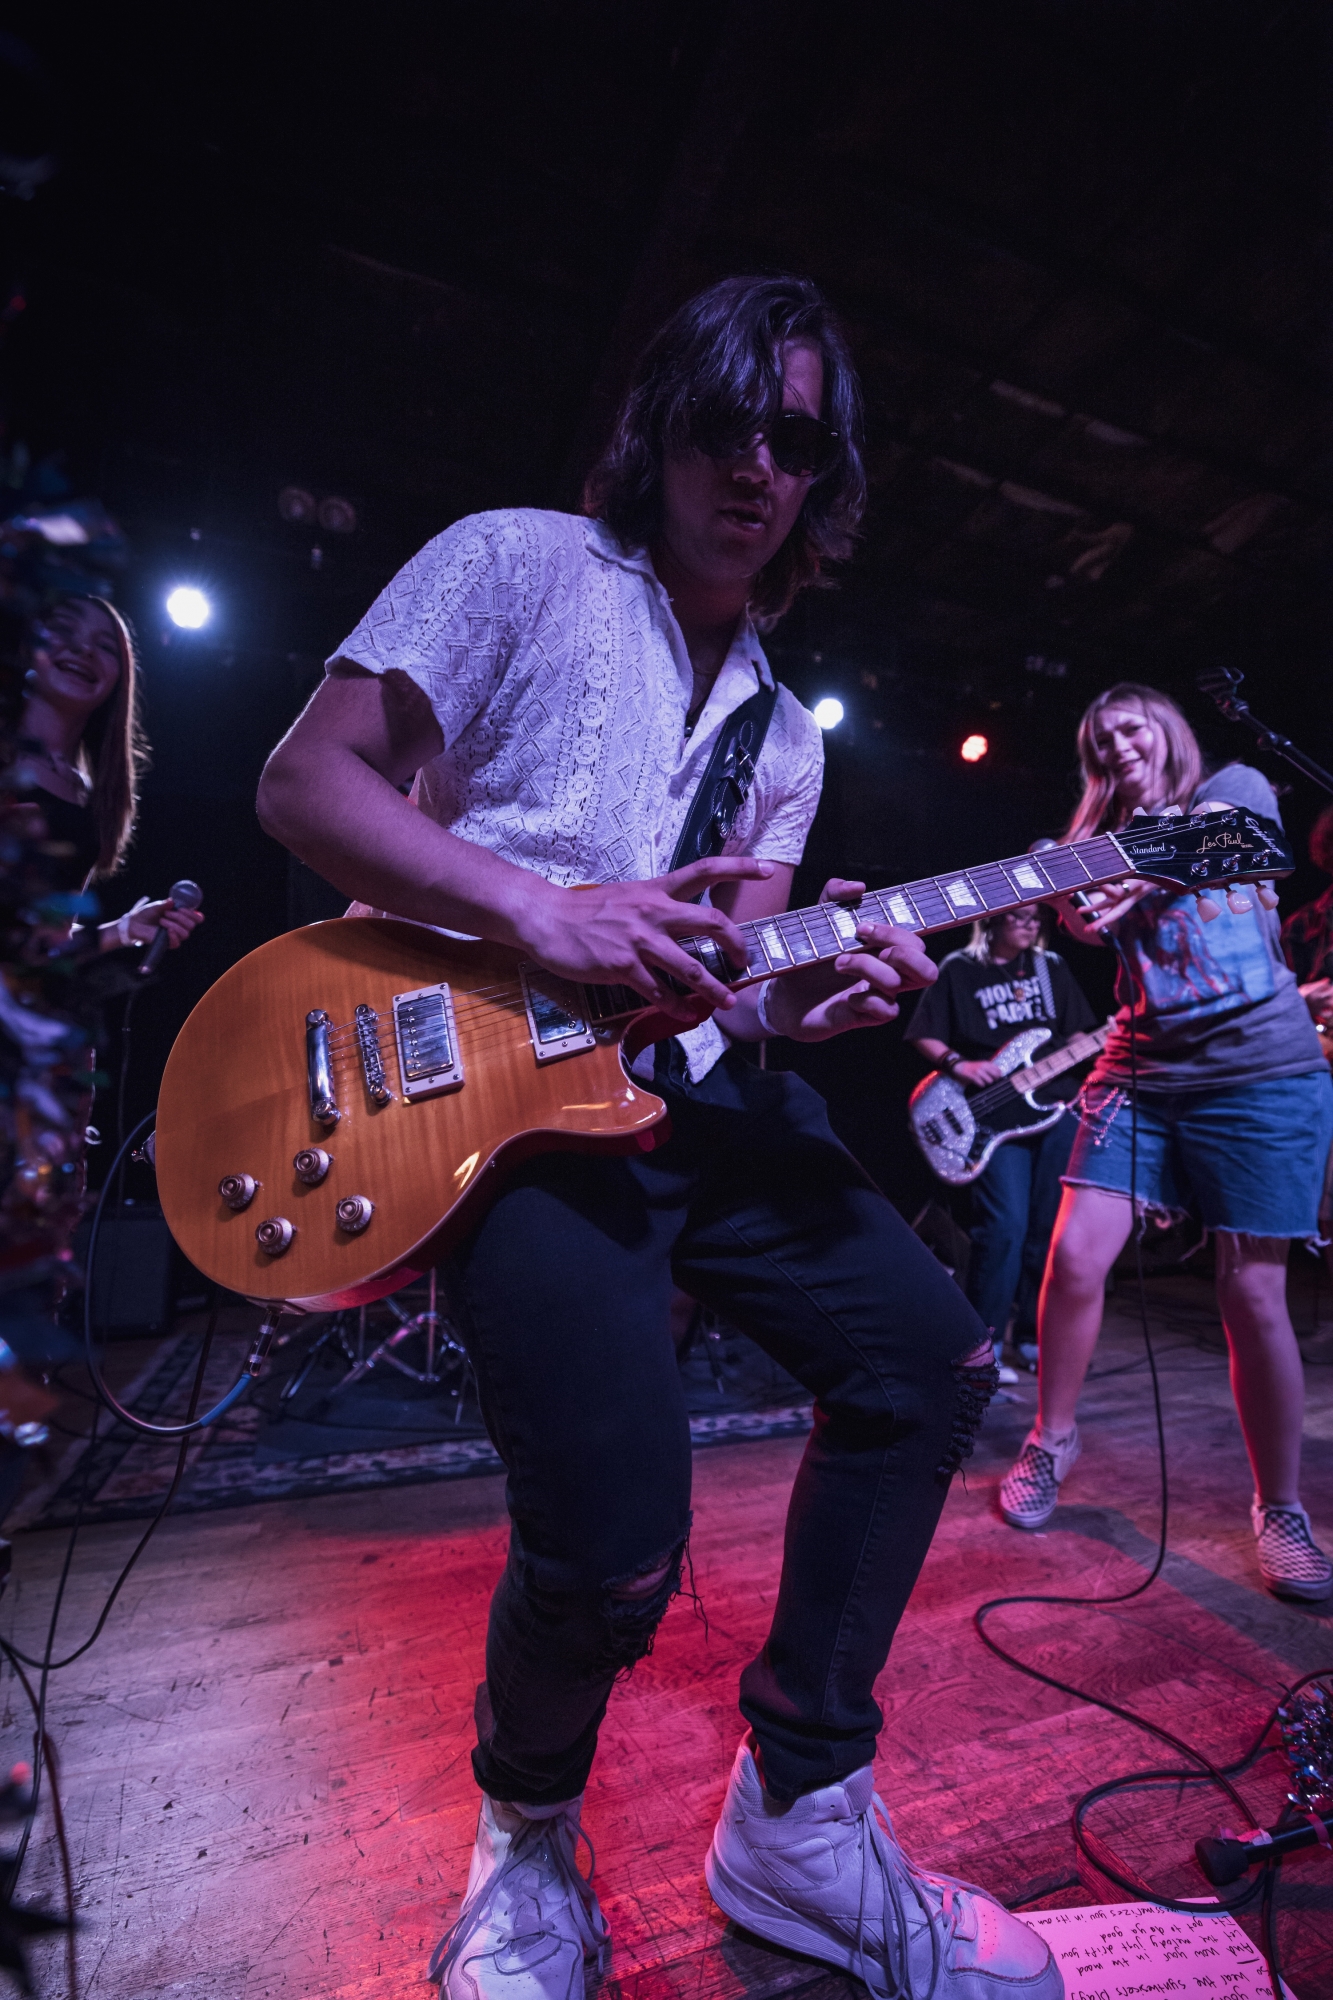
959, 1031, 1111, 1119
317, 829, 1261, 1058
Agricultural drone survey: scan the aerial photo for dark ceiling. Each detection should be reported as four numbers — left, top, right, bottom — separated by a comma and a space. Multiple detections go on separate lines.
12, 2, 1331, 771
4, 0, 1330, 1202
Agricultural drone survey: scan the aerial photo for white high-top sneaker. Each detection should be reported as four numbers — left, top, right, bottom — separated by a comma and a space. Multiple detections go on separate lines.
705, 1739, 1063, 2000
430, 1793, 609, 2000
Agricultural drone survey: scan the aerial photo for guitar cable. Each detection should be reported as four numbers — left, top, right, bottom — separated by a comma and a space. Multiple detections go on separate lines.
82, 1111, 257, 1438
0, 1277, 221, 1995
975, 928, 1329, 1999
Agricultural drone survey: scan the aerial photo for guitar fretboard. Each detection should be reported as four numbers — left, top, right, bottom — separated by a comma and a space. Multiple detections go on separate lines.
1015, 1023, 1111, 1092
695, 832, 1128, 984
582, 831, 1129, 1021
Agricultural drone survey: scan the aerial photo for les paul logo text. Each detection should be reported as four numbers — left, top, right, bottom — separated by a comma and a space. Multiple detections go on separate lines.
1200, 831, 1246, 850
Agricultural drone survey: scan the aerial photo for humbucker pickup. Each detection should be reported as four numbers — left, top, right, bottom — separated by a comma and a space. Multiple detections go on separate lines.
518, 963, 597, 1063
392, 983, 465, 1099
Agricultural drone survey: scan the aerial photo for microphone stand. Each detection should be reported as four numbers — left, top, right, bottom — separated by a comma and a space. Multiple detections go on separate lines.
1197, 668, 1333, 797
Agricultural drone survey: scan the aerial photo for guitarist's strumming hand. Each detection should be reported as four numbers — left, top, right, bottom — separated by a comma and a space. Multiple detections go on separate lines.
756, 879, 938, 1043
517, 856, 775, 1021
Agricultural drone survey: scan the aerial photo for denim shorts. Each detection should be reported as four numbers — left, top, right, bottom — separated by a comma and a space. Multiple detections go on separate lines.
1063, 1068, 1333, 1238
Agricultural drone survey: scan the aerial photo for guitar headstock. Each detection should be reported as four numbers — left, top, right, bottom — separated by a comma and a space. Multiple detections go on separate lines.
1115, 808, 1293, 896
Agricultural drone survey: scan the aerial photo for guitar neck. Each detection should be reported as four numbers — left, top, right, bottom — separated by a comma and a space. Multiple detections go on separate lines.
1013, 1023, 1111, 1091
689, 831, 1133, 988
582, 804, 1291, 1023
583, 831, 1133, 1022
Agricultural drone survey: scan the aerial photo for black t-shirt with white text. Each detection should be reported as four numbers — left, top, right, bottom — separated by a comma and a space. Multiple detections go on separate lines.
907, 948, 1097, 1097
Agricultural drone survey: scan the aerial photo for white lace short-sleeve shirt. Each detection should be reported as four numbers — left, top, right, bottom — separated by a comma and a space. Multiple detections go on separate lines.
329, 508, 825, 1080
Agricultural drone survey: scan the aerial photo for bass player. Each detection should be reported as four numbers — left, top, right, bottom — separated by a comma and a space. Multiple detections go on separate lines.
257, 275, 1064, 2000
908, 904, 1098, 1379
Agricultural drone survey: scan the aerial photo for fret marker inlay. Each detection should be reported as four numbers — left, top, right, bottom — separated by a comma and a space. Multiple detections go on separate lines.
943, 878, 978, 909
1012, 862, 1044, 891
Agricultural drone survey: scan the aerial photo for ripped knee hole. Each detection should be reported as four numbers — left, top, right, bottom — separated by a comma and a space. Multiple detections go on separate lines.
608, 1561, 673, 1601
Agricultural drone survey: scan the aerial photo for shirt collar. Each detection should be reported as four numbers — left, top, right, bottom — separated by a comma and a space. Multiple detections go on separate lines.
582, 519, 774, 691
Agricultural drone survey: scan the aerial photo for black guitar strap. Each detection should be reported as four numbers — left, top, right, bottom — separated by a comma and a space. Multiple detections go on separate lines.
668, 679, 779, 877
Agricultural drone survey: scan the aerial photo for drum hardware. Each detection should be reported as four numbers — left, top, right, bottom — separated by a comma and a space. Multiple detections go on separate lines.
334, 1268, 471, 1407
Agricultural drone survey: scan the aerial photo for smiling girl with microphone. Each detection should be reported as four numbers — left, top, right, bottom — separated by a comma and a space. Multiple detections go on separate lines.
14, 596, 203, 956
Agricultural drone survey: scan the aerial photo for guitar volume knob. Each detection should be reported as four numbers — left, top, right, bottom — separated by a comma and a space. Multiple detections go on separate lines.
293, 1147, 333, 1185
219, 1174, 258, 1211
256, 1216, 295, 1255
336, 1195, 374, 1235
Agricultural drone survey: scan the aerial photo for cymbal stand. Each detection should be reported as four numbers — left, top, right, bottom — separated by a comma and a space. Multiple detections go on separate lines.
337, 1271, 471, 1406
278, 1309, 361, 1404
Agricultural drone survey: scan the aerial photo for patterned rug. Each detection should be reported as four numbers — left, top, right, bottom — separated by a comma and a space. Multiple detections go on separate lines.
19, 1308, 814, 1529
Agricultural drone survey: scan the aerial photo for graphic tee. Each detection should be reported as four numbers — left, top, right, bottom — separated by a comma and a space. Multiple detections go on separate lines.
908, 948, 1097, 1098
1091, 764, 1325, 1090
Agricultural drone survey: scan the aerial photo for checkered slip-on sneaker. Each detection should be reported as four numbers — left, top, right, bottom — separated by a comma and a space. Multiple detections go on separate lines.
998, 1425, 1081, 1530
1251, 1499, 1333, 1603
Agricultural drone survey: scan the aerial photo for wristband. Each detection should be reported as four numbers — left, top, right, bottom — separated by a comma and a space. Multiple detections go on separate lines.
941, 1050, 963, 1072
755, 979, 782, 1038
115, 897, 152, 951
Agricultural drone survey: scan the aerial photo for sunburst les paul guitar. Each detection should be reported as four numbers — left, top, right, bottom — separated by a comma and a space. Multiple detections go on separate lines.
154, 808, 1290, 1312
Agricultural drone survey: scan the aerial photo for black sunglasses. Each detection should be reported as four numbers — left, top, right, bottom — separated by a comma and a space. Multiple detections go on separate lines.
691, 407, 841, 480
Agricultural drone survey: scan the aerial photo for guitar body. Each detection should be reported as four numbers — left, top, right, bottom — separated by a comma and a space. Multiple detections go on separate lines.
155, 919, 666, 1311
909, 1028, 1074, 1186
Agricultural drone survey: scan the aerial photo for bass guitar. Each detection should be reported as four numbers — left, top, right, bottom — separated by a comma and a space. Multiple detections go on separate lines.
909, 1021, 1111, 1185
154, 806, 1290, 1311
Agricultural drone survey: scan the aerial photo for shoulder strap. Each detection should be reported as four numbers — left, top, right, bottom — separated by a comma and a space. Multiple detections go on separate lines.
668, 679, 780, 874
1032, 948, 1056, 1022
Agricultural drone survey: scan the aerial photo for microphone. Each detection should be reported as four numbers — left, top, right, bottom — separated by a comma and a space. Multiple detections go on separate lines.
138, 880, 203, 978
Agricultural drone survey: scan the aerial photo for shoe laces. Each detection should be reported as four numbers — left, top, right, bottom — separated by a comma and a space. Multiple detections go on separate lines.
428, 1809, 608, 1987
853, 1790, 973, 2000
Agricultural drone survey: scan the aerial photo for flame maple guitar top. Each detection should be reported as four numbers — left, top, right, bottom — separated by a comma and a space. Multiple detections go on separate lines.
155, 918, 665, 1310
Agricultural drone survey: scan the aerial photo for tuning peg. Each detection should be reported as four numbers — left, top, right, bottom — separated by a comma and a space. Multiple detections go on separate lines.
1226, 889, 1253, 914
1195, 893, 1222, 921
1256, 882, 1280, 909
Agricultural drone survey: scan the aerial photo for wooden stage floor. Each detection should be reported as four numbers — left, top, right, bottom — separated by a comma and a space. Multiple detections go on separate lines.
7, 1266, 1333, 1999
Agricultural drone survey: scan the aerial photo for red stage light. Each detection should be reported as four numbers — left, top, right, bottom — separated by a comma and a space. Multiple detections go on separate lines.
960, 734, 989, 762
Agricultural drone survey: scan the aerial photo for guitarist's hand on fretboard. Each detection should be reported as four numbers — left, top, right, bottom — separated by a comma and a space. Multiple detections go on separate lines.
758, 878, 939, 1042
953, 1058, 1003, 1088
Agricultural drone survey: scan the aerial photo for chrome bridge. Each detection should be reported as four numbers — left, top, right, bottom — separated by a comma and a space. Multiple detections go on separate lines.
355, 1003, 393, 1105
306, 1009, 339, 1125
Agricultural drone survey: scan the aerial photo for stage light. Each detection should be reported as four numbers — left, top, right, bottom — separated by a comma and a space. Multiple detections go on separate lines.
813, 697, 844, 730
166, 586, 211, 630
960, 733, 989, 763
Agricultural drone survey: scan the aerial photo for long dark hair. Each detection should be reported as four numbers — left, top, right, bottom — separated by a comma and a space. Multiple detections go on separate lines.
28, 596, 148, 877
582, 275, 866, 624
1065, 682, 1203, 841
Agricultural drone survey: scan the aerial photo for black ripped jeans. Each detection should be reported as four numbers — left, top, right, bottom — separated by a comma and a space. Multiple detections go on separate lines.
446, 1043, 991, 1807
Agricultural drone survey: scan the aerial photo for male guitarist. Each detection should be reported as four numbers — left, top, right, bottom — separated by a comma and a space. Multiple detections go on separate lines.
257, 276, 1063, 2000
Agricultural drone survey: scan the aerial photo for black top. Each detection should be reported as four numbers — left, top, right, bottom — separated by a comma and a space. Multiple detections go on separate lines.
907, 947, 1097, 1098
30, 789, 100, 893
